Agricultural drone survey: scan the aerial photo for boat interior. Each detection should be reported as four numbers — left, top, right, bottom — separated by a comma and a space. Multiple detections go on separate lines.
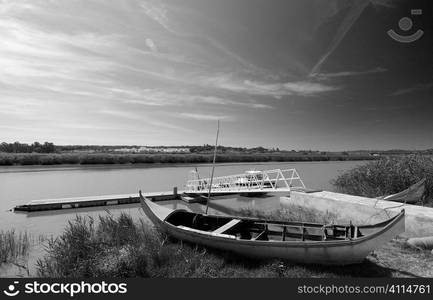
165, 210, 367, 242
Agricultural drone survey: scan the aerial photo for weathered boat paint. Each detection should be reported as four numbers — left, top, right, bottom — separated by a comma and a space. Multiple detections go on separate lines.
140, 195, 405, 265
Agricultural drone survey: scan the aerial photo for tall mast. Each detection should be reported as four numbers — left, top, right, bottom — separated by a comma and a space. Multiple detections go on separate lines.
205, 120, 220, 214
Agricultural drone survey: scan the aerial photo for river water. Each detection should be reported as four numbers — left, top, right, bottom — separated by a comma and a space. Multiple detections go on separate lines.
0, 161, 366, 237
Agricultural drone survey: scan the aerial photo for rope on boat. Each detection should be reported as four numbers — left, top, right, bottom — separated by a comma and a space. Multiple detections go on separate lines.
360, 197, 405, 224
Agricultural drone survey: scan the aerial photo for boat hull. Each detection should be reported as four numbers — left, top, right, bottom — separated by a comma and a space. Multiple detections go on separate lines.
382, 178, 426, 204
140, 197, 405, 265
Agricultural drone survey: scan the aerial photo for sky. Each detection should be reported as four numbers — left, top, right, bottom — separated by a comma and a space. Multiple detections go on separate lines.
0, 0, 432, 150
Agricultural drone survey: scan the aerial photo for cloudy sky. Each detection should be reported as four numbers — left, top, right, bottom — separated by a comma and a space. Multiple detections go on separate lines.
0, 0, 432, 150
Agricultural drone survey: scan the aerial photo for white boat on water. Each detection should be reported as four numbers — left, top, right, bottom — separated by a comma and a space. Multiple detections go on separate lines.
234, 170, 273, 187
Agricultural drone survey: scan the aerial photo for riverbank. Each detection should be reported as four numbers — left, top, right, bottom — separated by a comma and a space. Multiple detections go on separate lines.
0, 152, 375, 166
2, 157, 433, 278
0, 158, 433, 278
34, 213, 433, 278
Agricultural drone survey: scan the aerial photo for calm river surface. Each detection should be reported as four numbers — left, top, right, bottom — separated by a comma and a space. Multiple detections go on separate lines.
0, 161, 367, 237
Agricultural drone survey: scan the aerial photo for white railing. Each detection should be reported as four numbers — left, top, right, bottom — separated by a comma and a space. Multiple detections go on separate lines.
184, 169, 305, 193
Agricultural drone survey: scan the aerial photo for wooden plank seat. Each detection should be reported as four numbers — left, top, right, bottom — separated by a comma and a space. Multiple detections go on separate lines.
177, 226, 236, 239
253, 230, 268, 241
213, 219, 242, 234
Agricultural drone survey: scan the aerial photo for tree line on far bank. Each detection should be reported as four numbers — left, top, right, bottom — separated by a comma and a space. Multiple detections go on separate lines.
0, 142, 56, 153
0, 142, 338, 155
2, 141, 431, 158
0, 152, 376, 166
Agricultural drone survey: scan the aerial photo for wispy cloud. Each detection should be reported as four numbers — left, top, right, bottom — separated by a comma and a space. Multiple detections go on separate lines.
139, 0, 261, 73
99, 109, 194, 132
0, 0, 279, 145
140, 0, 171, 32
310, 0, 397, 76
310, 1, 371, 75
201, 74, 339, 98
1, 0, 429, 149
370, 0, 397, 8
391, 83, 433, 96
313, 67, 387, 80
178, 113, 234, 121
145, 38, 159, 53
99, 109, 141, 120
116, 88, 274, 109
250, 103, 274, 109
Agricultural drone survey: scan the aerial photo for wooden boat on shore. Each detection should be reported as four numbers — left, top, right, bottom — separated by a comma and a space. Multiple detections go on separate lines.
380, 178, 426, 204
140, 192, 405, 265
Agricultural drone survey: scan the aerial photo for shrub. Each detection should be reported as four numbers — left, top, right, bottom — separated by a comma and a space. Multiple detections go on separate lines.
17, 154, 41, 165
332, 155, 433, 205
0, 154, 15, 165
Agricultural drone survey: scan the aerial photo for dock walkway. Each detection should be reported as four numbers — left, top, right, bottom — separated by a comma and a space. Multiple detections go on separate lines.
13, 168, 304, 213
13, 191, 174, 212
13, 189, 269, 212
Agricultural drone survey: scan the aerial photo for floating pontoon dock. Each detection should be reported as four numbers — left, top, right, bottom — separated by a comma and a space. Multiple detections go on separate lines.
14, 192, 164, 212
12, 189, 241, 212
185, 169, 305, 194
13, 168, 305, 212
12, 189, 283, 212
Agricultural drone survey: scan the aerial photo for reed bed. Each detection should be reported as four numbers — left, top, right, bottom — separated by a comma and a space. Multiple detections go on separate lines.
0, 230, 30, 264
0, 152, 374, 166
332, 155, 433, 206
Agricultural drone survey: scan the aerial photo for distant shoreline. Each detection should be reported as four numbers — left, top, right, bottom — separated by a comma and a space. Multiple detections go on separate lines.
0, 160, 372, 174
0, 152, 376, 167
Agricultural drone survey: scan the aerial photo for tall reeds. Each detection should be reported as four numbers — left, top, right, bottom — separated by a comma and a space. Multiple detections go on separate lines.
332, 155, 433, 205
0, 230, 30, 263
0, 152, 375, 166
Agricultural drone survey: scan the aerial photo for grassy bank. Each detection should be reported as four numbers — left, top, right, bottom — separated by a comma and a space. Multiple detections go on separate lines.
0, 152, 375, 166
36, 213, 433, 278
332, 155, 433, 206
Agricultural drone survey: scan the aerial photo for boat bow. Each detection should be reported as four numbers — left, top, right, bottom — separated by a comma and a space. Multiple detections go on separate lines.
139, 191, 174, 222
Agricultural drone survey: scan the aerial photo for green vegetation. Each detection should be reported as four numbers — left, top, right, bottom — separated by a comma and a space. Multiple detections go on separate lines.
0, 140, 381, 166
36, 213, 433, 278
332, 155, 433, 206
0, 142, 56, 153
0, 230, 30, 264
6, 141, 433, 167
0, 152, 375, 166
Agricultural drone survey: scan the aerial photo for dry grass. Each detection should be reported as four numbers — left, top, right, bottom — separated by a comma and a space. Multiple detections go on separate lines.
0, 230, 30, 264
367, 238, 433, 277
34, 213, 433, 278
